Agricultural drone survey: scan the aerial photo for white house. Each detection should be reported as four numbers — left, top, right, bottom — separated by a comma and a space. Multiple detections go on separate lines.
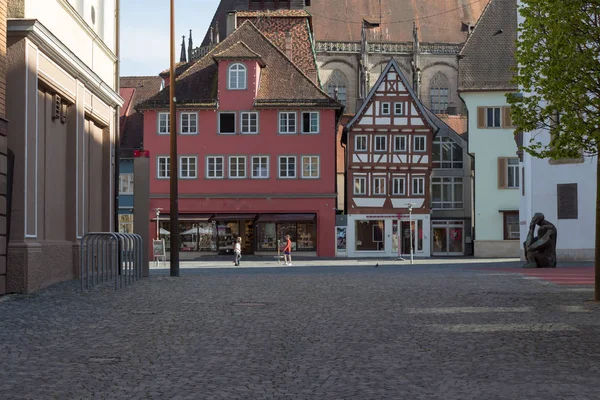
458, 0, 521, 258
516, 0, 596, 261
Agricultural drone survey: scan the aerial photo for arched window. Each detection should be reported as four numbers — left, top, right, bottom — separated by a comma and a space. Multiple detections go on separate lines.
228, 63, 247, 90
430, 72, 449, 114
326, 70, 348, 106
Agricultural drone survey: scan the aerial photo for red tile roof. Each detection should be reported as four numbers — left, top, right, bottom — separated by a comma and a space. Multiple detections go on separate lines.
140, 21, 341, 110
437, 115, 468, 136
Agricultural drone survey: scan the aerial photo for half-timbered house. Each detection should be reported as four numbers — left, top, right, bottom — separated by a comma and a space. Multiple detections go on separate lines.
344, 59, 438, 258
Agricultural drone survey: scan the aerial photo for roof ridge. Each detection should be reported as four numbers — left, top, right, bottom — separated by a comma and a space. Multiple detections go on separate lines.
459, 0, 496, 56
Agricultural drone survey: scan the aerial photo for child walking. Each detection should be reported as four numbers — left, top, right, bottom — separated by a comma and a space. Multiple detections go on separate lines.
234, 237, 242, 266
282, 235, 292, 266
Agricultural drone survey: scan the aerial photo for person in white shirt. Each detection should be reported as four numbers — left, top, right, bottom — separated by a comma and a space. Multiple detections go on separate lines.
233, 237, 242, 266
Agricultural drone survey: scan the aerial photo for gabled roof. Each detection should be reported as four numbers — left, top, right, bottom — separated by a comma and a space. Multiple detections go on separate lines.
212, 41, 266, 66
346, 58, 437, 132
458, 0, 517, 92
119, 76, 164, 152
139, 21, 340, 109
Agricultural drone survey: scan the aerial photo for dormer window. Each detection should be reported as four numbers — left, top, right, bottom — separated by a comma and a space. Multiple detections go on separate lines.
228, 63, 247, 90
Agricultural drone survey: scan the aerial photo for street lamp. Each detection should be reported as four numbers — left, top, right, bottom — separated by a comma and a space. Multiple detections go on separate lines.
154, 207, 163, 239
169, 0, 180, 277
407, 203, 414, 264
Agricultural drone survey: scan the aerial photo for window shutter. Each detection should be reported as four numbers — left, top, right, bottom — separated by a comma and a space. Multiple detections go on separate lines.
498, 157, 507, 189
502, 106, 513, 128
477, 107, 485, 128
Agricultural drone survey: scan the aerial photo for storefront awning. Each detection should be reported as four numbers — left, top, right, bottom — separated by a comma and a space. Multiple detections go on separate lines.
211, 214, 257, 221
256, 214, 316, 222
153, 213, 214, 221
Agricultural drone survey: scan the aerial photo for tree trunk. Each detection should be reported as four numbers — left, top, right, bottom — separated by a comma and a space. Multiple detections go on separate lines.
596, 150, 600, 301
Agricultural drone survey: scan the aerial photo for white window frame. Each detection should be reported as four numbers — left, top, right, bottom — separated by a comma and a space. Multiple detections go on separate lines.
301, 156, 320, 179
218, 112, 236, 135
354, 177, 366, 195
507, 158, 520, 188
179, 156, 197, 179
373, 176, 386, 195
229, 156, 247, 179
180, 112, 198, 135
412, 176, 425, 196
393, 135, 407, 152
228, 63, 247, 90
241, 112, 259, 134
414, 135, 427, 152
279, 112, 297, 134
206, 156, 224, 179
251, 156, 269, 179
392, 177, 405, 195
355, 135, 367, 152
431, 177, 464, 210
486, 107, 502, 128
381, 102, 390, 116
278, 156, 296, 178
301, 112, 320, 134
157, 156, 170, 179
158, 112, 169, 135
394, 102, 404, 115
119, 173, 134, 194
374, 135, 387, 152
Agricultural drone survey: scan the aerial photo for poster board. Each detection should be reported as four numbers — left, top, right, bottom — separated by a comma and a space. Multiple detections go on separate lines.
153, 240, 166, 258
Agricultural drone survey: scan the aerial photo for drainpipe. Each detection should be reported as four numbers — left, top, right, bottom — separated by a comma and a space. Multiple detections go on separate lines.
114, 0, 120, 233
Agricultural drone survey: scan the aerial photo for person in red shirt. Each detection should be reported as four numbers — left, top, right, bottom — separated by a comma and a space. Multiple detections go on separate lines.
282, 235, 292, 266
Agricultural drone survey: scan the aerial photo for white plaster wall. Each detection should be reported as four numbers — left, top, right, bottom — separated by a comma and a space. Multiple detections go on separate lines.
462, 91, 520, 241
25, 0, 116, 87
520, 130, 596, 257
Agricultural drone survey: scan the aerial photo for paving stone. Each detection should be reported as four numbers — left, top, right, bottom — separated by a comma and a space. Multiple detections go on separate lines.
0, 261, 599, 399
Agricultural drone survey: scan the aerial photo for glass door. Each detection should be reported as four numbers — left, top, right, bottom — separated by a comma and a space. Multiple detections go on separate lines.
401, 221, 416, 256
432, 227, 447, 254
431, 221, 464, 256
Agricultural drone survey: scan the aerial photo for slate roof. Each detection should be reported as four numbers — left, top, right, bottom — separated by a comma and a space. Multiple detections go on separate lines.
119, 76, 164, 154
139, 21, 341, 110
458, 0, 517, 92
202, 0, 488, 46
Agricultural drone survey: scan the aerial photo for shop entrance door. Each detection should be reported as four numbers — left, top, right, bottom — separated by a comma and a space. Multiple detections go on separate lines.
431, 221, 464, 256
398, 219, 425, 256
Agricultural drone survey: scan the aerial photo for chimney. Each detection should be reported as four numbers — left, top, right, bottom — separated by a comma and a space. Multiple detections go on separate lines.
285, 32, 293, 61
226, 12, 237, 37
447, 105, 457, 115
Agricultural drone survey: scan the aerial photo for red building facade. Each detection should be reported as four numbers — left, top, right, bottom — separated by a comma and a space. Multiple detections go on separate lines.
139, 22, 342, 258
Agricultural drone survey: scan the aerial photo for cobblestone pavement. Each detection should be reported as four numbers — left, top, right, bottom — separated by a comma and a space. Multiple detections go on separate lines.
1, 260, 600, 399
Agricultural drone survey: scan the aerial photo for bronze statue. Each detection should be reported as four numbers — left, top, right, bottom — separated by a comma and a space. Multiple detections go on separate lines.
523, 213, 557, 268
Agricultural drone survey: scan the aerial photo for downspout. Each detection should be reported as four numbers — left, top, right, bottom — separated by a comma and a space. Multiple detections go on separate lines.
113, 0, 120, 232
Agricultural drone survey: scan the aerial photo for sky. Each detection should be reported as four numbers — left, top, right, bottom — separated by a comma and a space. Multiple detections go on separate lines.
120, 0, 221, 77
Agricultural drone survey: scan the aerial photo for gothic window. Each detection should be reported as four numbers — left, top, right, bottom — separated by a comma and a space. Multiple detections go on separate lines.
326, 70, 348, 106
430, 73, 449, 114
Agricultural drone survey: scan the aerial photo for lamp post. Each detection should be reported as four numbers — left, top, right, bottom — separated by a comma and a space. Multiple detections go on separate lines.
407, 203, 414, 264
155, 207, 163, 239
169, 0, 180, 277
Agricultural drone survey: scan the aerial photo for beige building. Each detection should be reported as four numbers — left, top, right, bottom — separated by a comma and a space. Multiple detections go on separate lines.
5, 0, 122, 293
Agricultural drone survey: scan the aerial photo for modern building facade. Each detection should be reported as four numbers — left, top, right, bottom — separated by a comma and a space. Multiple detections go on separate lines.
118, 76, 164, 233
458, 0, 520, 258
344, 59, 438, 258
5, 0, 122, 293
138, 21, 342, 259
516, 0, 595, 261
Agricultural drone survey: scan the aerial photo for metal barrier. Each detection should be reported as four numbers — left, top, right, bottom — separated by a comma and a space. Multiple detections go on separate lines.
80, 232, 144, 290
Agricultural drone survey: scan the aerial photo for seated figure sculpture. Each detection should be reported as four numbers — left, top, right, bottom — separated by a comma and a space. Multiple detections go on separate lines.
523, 213, 557, 268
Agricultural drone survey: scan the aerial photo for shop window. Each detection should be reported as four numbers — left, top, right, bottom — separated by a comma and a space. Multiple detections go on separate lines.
297, 223, 316, 251
161, 220, 217, 252
355, 220, 385, 251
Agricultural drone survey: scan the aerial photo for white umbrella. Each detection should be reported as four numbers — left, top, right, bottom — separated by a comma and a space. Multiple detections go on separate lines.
159, 228, 170, 235
181, 227, 212, 235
